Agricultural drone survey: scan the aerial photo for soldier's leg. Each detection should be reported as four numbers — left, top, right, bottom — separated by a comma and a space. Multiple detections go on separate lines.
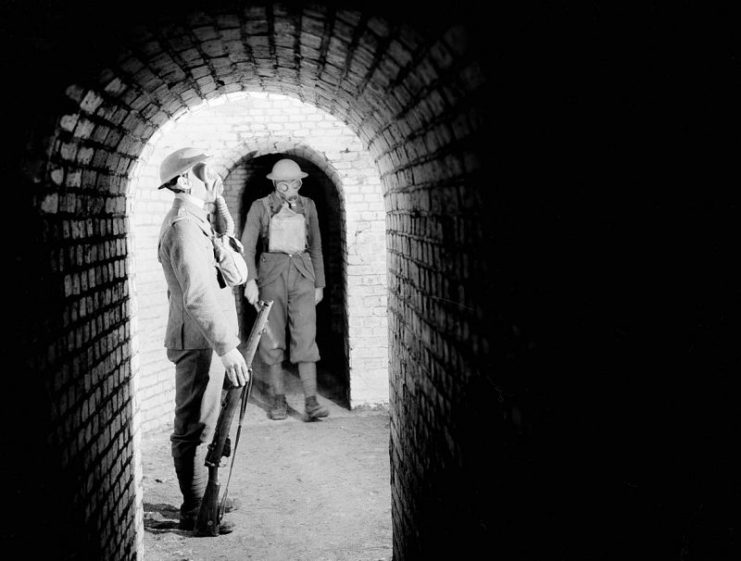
269, 362, 285, 394
298, 361, 328, 420
286, 266, 326, 420
298, 361, 317, 397
258, 274, 289, 419
168, 348, 224, 525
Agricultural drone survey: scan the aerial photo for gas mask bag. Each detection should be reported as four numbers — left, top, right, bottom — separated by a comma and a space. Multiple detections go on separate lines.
268, 203, 307, 254
212, 194, 249, 287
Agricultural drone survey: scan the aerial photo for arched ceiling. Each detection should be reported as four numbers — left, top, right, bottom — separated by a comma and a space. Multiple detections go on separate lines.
6, 0, 488, 186
108, 4, 476, 155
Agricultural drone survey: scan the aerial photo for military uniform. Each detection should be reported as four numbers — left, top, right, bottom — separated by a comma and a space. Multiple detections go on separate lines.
240, 191, 325, 365
158, 193, 240, 518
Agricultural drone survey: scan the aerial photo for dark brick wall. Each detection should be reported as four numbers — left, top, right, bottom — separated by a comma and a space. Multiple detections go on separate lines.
9, 98, 139, 557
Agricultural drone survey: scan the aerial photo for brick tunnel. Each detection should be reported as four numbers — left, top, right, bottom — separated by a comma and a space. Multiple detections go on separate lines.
5, 2, 740, 561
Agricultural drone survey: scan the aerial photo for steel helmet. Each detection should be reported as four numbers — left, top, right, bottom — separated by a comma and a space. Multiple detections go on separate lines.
266, 158, 308, 181
158, 147, 210, 189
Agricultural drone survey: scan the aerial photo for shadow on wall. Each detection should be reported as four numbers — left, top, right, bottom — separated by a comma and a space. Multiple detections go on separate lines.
234, 153, 349, 408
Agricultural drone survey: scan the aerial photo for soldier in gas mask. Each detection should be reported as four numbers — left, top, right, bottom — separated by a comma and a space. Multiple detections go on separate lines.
240, 158, 329, 422
157, 147, 248, 533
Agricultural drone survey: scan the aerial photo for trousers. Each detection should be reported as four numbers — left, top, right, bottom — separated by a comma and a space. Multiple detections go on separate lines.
167, 348, 226, 514
259, 258, 320, 365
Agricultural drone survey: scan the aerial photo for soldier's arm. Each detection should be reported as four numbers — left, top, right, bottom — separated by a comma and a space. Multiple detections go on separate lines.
240, 201, 263, 284
306, 199, 326, 288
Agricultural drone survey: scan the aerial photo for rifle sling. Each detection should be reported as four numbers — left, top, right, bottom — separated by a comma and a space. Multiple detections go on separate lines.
211, 299, 273, 524
218, 372, 253, 518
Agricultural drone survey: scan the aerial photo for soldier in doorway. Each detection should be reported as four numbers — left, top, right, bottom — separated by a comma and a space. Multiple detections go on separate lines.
240, 158, 329, 422
157, 147, 248, 534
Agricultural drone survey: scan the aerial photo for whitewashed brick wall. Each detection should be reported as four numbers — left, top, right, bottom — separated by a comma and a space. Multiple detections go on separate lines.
127, 92, 388, 435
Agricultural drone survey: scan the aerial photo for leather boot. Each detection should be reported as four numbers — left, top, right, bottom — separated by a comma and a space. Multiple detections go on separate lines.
174, 444, 208, 528
304, 395, 329, 421
269, 394, 288, 420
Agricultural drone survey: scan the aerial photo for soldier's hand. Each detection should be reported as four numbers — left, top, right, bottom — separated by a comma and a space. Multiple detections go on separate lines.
244, 279, 259, 306
220, 348, 249, 387
315, 287, 324, 305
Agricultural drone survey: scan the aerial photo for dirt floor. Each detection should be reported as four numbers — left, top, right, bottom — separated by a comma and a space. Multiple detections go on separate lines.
140, 371, 392, 561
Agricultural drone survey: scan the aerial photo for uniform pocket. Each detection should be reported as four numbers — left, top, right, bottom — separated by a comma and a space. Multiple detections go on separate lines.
295, 253, 316, 282
257, 253, 286, 287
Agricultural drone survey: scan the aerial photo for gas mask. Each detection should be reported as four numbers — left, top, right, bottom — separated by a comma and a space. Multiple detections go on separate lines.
191, 163, 223, 202
190, 164, 234, 236
274, 178, 302, 206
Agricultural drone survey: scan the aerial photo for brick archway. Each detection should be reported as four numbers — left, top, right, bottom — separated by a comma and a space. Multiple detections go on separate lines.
127, 93, 388, 438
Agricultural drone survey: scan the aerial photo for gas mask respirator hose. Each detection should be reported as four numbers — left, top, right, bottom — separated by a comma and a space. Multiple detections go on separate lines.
214, 194, 235, 236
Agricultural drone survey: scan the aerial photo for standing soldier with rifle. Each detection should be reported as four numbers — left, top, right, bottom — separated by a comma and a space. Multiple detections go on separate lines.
157, 147, 249, 535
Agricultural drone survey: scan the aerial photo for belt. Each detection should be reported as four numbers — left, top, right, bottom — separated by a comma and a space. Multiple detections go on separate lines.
264, 250, 308, 257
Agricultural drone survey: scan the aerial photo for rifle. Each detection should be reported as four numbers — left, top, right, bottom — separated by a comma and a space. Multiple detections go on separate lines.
195, 299, 273, 536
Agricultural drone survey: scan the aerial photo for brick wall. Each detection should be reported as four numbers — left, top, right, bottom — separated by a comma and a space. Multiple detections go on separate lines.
20, 81, 143, 559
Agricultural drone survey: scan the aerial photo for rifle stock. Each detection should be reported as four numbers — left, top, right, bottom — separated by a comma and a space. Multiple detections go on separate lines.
196, 477, 221, 536
194, 299, 273, 536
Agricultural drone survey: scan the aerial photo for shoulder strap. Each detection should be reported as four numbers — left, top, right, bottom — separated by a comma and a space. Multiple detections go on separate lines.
260, 197, 271, 239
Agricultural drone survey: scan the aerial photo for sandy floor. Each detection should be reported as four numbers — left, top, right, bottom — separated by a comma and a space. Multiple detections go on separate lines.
140, 376, 392, 561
